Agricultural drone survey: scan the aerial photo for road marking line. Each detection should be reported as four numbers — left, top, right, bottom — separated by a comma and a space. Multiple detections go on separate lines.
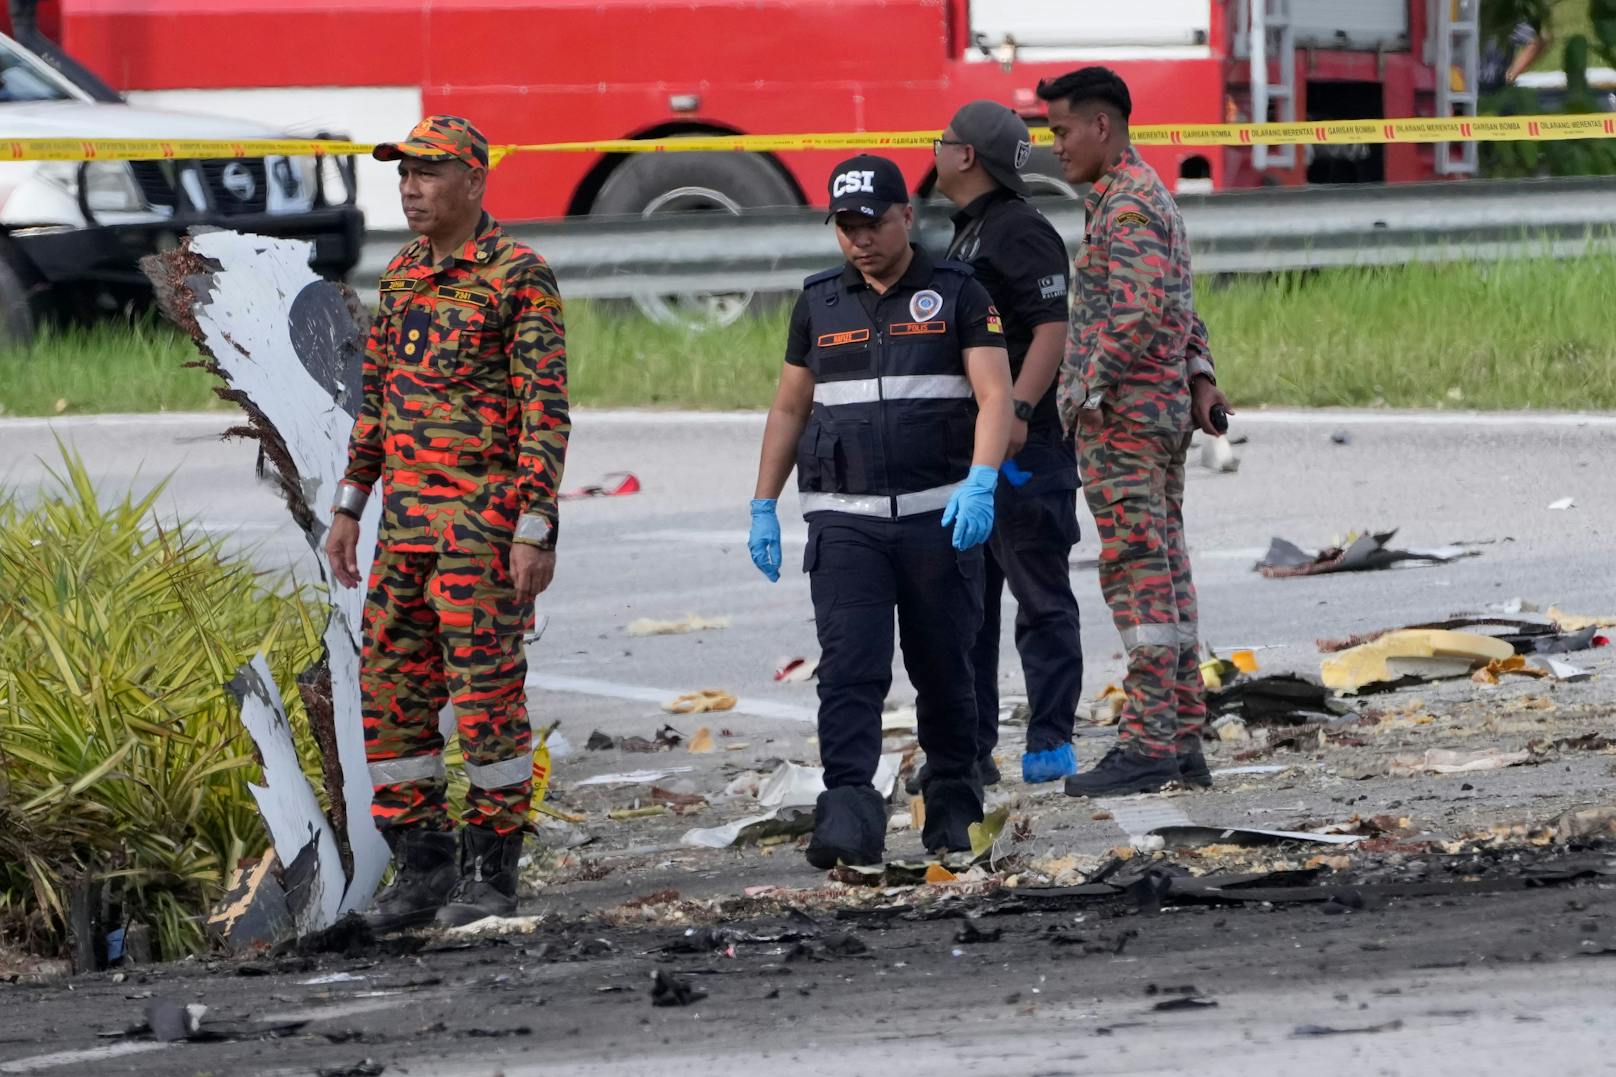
259, 996, 417, 1024
1099, 797, 1195, 841
0, 1042, 172, 1073
527, 672, 816, 723
618, 528, 807, 547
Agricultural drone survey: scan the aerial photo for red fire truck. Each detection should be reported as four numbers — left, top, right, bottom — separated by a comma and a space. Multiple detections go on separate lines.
55, 0, 1480, 229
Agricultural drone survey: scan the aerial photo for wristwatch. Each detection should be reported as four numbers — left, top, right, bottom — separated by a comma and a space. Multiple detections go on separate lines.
1012, 399, 1035, 422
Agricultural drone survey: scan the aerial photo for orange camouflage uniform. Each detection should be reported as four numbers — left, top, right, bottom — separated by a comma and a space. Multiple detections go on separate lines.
339, 211, 569, 834
1061, 145, 1207, 759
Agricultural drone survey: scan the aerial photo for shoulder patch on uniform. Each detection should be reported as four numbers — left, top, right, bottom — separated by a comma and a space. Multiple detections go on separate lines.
1115, 210, 1151, 228
436, 285, 495, 308
933, 259, 977, 277
803, 267, 843, 288
816, 328, 870, 349
985, 305, 1004, 335
379, 277, 416, 293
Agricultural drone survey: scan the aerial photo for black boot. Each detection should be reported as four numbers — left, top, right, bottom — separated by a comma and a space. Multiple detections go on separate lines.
1177, 741, 1213, 790
1063, 746, 1181, 798
364, 827, 458, 934
904, 755, 999, 796
805, 785, 886, 869
976, 755, 1002, 787
434, 826, 524, 928
921, 776, 984, 856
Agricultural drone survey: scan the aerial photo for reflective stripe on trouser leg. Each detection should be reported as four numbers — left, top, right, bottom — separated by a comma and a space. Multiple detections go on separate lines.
1119, 622, 1180, 649
368, 753, 448, 786
1164, 431, 1207, 743
463, 751, 535, 790
362, 547, 453, 830
429, 548, 535, 835
1078, 420, 1180, 758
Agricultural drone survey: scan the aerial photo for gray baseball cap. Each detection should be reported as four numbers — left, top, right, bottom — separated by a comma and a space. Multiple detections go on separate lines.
947, 100, 1033, 195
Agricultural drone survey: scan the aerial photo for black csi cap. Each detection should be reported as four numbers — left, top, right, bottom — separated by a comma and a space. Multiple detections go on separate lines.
826, 154, 909, 222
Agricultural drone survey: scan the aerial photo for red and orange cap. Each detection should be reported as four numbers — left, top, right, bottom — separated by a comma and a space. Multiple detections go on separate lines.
373, 115, 490, 169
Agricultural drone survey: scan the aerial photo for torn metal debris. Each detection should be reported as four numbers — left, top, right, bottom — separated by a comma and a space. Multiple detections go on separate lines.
1257, 529, 1478, 578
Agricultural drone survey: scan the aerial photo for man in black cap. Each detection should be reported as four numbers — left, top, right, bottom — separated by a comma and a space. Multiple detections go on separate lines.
747, 154, 1013, 868
931, 100, 1084, 787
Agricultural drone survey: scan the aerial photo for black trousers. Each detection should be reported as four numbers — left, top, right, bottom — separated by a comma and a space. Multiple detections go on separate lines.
807, 513, 984, 789
969, 487, 1083, 755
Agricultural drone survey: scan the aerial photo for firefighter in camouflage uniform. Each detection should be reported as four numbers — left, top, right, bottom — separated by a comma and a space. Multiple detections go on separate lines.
1036, 69, 1235, 798
324, 116, 570, 930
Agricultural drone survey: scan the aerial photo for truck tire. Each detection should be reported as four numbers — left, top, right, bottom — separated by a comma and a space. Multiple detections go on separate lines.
1018, 144, 1081, 200
0, 248, 36, 349
590, 149, 798, 328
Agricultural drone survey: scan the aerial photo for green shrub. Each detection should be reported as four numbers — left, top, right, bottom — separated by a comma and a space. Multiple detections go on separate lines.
0, 445, 322, 959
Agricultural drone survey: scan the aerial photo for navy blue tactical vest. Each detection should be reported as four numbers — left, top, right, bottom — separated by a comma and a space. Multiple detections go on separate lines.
795, 260, 977, 517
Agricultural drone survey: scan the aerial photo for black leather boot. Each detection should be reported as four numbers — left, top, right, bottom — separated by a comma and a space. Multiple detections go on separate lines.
805, 785, 886, 869
904, 755, 999, 796
921, 776, 983, 856
434, 825, 524, 928
363, 827, 458, 934
1063, 746, 1181, 798
1178, 740, 1213, 790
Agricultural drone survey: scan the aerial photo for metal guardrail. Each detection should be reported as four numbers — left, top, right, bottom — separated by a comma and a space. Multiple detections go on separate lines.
354, 176, 1616, 303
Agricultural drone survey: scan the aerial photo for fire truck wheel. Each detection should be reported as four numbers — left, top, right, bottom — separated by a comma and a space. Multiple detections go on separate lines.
1018, 145, 1082, 200
591, 150, 797, 328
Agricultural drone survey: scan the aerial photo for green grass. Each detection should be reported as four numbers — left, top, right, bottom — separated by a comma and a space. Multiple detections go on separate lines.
567, 298, 792, 408
1199, 254, 1616, 409
0, 319, 223, 417
4, 256, 1616, 417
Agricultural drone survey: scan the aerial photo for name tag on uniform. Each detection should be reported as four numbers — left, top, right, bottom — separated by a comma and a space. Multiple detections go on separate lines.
379, 277, 416, 293
889, 321, 946, 336
436, 285, 495, 308
816, 328, 870, 348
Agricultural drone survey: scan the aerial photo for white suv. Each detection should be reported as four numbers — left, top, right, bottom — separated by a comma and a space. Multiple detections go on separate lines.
0, 28, 361, 343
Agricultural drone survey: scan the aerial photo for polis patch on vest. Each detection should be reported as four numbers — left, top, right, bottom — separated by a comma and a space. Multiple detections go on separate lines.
909, 289, 943, 323
890, 320, 946, 336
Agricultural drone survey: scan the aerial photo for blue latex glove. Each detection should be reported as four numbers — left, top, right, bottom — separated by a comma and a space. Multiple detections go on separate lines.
748, 498, 782, 581
1000, 459, 1033, 488
940, 465, 998, 550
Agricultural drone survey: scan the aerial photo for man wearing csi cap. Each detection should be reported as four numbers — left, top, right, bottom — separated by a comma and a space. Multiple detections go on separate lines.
747, 154, 1014, 868
929, 101, 1086, 788
325, 115, 571, 931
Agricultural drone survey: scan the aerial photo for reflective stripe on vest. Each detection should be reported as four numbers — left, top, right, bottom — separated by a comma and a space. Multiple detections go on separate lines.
813, 374, 973, 407
799, 481, 962, 519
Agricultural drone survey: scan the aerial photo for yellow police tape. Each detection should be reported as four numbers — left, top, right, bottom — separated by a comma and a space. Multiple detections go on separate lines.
7, 114, 1614, 164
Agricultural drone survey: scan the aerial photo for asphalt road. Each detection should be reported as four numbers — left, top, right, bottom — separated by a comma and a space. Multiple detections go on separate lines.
3, 406, 1611, 737
2, 407, 1614, 1076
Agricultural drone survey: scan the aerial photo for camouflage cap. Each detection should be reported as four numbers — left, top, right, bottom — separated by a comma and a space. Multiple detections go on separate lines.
374, 115, 490, 169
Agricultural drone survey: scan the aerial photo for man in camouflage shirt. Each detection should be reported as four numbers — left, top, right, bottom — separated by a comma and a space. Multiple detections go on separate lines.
1036, 68, 1234, 798
324, 115, 569, 929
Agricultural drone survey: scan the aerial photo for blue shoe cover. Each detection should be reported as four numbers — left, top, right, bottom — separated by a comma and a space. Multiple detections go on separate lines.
1022, 743, 1078, 784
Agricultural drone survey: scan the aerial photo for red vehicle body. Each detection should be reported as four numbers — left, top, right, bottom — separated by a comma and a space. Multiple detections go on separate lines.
53, 0, 1461, 226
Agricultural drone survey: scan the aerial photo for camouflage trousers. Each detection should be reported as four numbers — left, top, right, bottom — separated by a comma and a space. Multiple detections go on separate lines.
361, 545, 534, 835
1077, 418, 1206, 758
